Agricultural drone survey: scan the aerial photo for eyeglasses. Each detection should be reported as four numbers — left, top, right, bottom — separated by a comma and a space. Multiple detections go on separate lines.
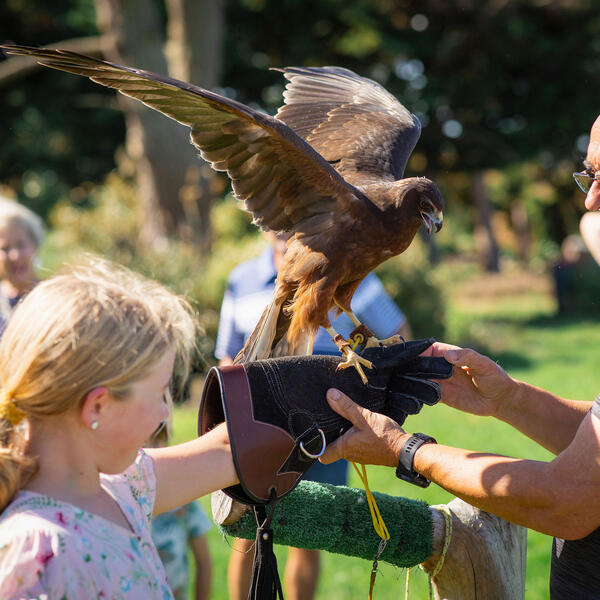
573, 168, 600, 193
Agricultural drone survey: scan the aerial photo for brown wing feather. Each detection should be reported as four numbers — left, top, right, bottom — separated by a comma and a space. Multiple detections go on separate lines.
274, 66, 422, 188
1, 46, 376, 237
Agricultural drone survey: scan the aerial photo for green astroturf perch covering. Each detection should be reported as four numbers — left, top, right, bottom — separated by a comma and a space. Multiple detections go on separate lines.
220, 480, 433, 568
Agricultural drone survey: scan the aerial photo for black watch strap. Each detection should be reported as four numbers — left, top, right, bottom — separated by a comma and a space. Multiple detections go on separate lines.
395, 432, 437, 488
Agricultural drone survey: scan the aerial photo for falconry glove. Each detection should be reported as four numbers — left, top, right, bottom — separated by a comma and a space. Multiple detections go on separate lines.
361, 337, 453, 427
198, 337, 452, 506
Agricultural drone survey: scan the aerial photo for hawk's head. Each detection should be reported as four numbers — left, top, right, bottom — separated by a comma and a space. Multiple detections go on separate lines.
395, 177, 444, 234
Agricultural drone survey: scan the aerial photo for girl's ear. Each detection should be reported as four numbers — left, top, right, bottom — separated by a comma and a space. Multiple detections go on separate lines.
80, 387, 111, 430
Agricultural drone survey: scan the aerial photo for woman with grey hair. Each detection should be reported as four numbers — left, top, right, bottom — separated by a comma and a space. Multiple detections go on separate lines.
0, 198, 44, 324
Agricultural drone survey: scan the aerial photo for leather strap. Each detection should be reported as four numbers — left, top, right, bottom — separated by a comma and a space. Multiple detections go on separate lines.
199, 365, 300, 504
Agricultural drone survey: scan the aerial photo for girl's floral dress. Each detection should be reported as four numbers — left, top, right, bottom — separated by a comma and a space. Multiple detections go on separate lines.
0, 449, 173, 600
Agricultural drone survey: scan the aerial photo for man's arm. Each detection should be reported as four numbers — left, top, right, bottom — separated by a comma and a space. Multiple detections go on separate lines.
322, 389, 600, 539
413, 409, 600, 539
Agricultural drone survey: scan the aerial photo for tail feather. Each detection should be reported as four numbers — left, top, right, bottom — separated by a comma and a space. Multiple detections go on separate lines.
233, 296, 283, 365
233, 288, 317, 363
271, 329, 314, 358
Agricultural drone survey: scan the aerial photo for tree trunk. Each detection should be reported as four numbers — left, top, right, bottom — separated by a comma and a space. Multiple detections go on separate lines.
164, 0, 226, 252
510, 200, 531, 267
165, 0, 224, 88
473, 170, 500, 272
94, 0, 224, 250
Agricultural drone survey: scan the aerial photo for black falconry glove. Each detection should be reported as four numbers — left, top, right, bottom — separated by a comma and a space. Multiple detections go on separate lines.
198, 337, 452, 506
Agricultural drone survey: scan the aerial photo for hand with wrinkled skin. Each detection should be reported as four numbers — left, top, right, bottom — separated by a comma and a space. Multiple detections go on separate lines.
423, 341, 589, 456
320, 388, 409, 467
421, 342, 519, 419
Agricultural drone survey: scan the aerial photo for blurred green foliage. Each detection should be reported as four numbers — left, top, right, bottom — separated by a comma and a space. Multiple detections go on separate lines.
43, 177, 263, 363
0, 0, 124, 219
4, 0, 600, 362
3, 0, 600, 249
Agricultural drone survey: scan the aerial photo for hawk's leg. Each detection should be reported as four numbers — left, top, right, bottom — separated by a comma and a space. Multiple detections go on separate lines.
333, 300, 362, 328
332, 301, 404, 352
325, 326, 373, 385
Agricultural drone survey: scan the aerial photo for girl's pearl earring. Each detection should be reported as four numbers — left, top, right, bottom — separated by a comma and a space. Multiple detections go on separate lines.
90, 421, 99, 431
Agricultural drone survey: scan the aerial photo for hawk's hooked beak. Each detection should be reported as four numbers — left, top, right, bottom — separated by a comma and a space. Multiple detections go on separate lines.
421, 208, 443, 234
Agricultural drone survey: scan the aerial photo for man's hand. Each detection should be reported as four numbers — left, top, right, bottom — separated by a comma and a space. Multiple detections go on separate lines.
320, 388, 409, 467
428, 344, 520, 418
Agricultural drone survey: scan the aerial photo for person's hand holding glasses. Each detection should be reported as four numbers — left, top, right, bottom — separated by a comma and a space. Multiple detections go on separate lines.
573, 167, 600, 193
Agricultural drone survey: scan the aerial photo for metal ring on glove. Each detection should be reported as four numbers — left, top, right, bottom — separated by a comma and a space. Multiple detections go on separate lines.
299, 428, 327, 459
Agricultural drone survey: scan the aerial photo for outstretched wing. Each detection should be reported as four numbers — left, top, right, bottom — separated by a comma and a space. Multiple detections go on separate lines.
274, 66, 421, 188
2, 46, 376, 236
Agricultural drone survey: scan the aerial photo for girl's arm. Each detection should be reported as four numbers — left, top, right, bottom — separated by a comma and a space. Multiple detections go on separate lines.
147, 423, 238, 514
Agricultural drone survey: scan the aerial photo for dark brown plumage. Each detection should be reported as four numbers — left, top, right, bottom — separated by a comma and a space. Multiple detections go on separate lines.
2, 46, 444, 370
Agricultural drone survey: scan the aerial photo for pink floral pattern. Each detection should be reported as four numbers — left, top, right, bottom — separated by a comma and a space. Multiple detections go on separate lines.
0, 450, 173, 600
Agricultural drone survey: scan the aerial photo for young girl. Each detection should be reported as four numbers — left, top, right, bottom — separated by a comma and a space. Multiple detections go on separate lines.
0, 259, 236, 599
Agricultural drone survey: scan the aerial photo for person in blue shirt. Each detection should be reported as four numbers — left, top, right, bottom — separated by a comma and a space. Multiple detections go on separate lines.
215, 231, 410, 600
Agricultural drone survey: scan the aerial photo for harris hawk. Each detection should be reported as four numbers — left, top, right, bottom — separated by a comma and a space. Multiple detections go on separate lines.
1, 45, 445, 381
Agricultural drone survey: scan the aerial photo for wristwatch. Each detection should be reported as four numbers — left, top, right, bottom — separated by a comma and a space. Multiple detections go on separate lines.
395, 432, 437, 488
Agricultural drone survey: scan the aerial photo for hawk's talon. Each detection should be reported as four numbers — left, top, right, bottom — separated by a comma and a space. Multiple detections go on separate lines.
364, 334, 406, 349
336, 348, 374, 384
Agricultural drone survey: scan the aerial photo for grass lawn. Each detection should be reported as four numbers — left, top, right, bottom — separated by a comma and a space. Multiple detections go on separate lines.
170, 263, 600, 599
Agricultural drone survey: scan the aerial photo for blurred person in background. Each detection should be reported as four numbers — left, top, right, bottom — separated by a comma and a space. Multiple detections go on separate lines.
215, 230, 410, 600
0, 197, 44, 328
150, 425, 212, 600
320, 114, 600, 600
552, 234, 589, 315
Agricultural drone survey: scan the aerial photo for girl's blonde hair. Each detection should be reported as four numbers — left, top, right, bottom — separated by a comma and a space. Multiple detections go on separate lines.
0, 257, 198, 511
0, 197, 45, 248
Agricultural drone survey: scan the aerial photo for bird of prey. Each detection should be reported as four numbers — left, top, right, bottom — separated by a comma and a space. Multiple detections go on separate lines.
2, 45, 444, 381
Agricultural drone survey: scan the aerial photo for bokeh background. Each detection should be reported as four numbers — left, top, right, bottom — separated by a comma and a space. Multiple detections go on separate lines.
2, 1, 600, 598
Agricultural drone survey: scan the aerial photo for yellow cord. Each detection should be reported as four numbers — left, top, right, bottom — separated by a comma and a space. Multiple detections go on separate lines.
352, 462, 390, 600
352, 462, 390, 541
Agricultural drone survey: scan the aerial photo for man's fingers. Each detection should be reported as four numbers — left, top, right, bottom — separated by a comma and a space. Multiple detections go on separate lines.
425, 341, 461, 357
445, 348, 493, 372
326, 388, 371, 426
320, 435, 345, 464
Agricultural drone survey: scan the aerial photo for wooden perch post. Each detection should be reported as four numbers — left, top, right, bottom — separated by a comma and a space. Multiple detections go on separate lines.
422, 497, 526, 600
